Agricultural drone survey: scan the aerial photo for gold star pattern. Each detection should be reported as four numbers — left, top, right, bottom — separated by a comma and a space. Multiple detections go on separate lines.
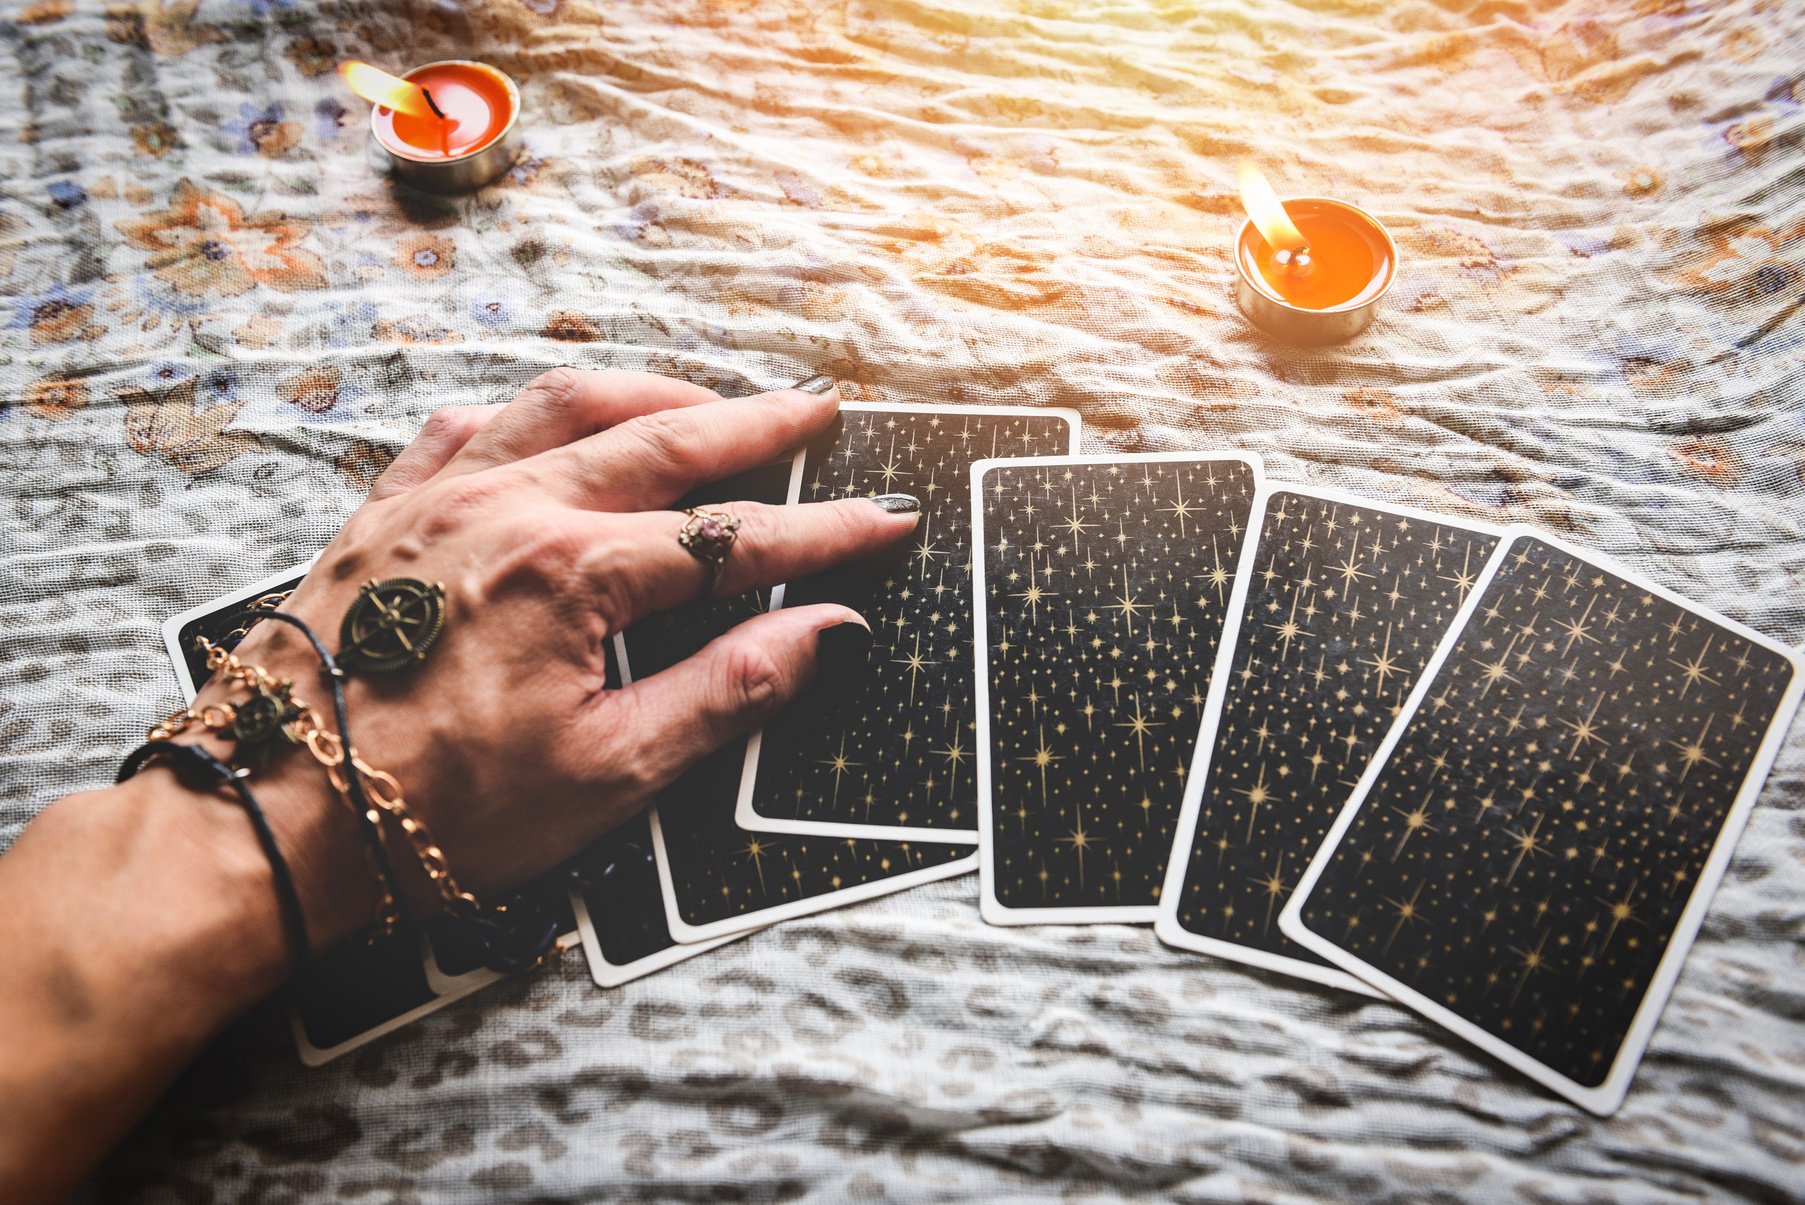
1296, 536, 1795, 1088
628, 461, 972, 928
984, 457, 1256, 910
1171, 493, 1499, 965
748, 407, 1075, 834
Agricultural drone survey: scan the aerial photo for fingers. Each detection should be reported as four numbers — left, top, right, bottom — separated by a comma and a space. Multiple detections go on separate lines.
589, 495, 921, 627
545, 388, 842, 512
367, 404, 504, 500
598, 604, 872, 796
442, 368, 726, 475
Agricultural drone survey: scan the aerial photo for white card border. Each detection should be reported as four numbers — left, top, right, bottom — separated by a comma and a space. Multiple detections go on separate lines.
1278, 523, 1805, 1115
291, 950, 490, 1068
620, 633, 978, 944
969, 450, 1266, 927
1153, 482, 1507, 996
161, 556, 320, 702
570, 882, 750, 987
291, 931, 583, 1066
734, 401, 1084, 843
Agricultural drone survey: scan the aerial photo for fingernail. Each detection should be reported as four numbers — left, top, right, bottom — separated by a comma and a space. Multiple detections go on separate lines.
870, 493, 921, 514
791, 373, 838, 395
814, 620, 873, 695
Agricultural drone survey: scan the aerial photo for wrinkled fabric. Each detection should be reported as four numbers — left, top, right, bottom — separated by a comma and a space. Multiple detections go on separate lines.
2, 0, 1803, 1200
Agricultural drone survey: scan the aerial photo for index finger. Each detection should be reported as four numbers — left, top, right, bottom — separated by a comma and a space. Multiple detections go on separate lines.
442, 368, 726, 475
541, 388, 843, 512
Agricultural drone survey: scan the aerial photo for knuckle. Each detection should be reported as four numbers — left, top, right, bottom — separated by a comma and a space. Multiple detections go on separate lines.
439, 473, 510, 513
416, 474, 510, 540
595, 698, 667, 799
578, 540, 641, 625
480, 516, 603, 601
516, 521, 591, 572
445, 405, 493, 442
620, 408, 708, 478
721, 639, 789, 714
615, 748, 667, 803
417, 406, 461, 442
517, 366, 584, 417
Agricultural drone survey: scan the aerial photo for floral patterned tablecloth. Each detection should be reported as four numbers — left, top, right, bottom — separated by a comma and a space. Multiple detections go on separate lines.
4, 0, 1804, 1200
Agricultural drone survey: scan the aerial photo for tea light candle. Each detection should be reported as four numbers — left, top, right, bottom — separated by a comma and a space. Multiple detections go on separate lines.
339, 60, 521, 193
1233, 165, 1397, 345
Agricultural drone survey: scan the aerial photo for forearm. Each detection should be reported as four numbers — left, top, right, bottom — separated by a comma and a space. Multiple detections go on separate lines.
0, 759, 362, 1203
0, 371, 890, 1199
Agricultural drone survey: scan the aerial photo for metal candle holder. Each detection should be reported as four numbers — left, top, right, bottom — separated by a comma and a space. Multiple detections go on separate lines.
1234, 197, 1397, 346
369, 60, 522, 194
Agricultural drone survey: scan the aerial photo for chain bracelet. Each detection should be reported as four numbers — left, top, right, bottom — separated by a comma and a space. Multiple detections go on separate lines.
299, 724, 481, 917
221, 589, 295, 646
194, 635, 483, 921
192, 636, 404, 937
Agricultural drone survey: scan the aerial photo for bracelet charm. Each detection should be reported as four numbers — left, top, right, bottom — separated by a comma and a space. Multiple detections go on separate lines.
338, 578, 447, 673
232, 678, 303, 747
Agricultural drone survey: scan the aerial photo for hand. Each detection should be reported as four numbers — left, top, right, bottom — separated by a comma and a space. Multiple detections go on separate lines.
194, 369, 919, 948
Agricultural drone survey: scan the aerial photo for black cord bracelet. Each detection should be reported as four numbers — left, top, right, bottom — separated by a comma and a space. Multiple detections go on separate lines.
117, 739, 313, 970
224, 607, 410, 921
228, 606, 558, 974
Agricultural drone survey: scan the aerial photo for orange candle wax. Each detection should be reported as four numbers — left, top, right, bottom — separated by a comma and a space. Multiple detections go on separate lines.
1238, 198, 1394, 311
372, 61, 516, 161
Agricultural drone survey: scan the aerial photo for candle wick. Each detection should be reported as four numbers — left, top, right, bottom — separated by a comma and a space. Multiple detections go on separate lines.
420, 87, 447, 120
1277, 245, 1314, 279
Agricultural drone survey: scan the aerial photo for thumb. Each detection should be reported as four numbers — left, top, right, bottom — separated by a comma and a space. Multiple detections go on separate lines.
598, 604, 871, 798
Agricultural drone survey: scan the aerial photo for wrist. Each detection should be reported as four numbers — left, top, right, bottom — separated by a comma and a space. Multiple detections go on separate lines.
0, 768, 357, 1202
186, 612, 397, 948
36, 774, 298, 1026
155, 725, 386, 959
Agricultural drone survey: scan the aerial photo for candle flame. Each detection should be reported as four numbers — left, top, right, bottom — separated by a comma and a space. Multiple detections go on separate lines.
339, 61, 434, 119
1238, 163, 1307, 254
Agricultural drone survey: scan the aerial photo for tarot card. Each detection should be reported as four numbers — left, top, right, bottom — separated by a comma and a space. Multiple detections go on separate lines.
736, 403, 1081, 843
570, 811, 750, 986
1280, 528, 1803, 1114
627, 458, 975, 944
1154, 485, 1503, 994
289, 921, 478, 1066
162, 559, 316, 700
973, 452, 1262, 925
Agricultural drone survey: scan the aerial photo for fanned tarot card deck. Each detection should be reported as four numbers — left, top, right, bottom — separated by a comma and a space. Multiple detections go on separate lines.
736, 403, 1080, 843
972, 452, 1261, 924
632, 458, 976, 944
158, 422, 1805, 1110
1280, 528, 1803, 1113
1155, 486, 1502, 992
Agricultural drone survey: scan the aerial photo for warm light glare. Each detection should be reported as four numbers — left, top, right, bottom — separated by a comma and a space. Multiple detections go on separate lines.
1238, 163, 1307, 254
339, 61, 434, 119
